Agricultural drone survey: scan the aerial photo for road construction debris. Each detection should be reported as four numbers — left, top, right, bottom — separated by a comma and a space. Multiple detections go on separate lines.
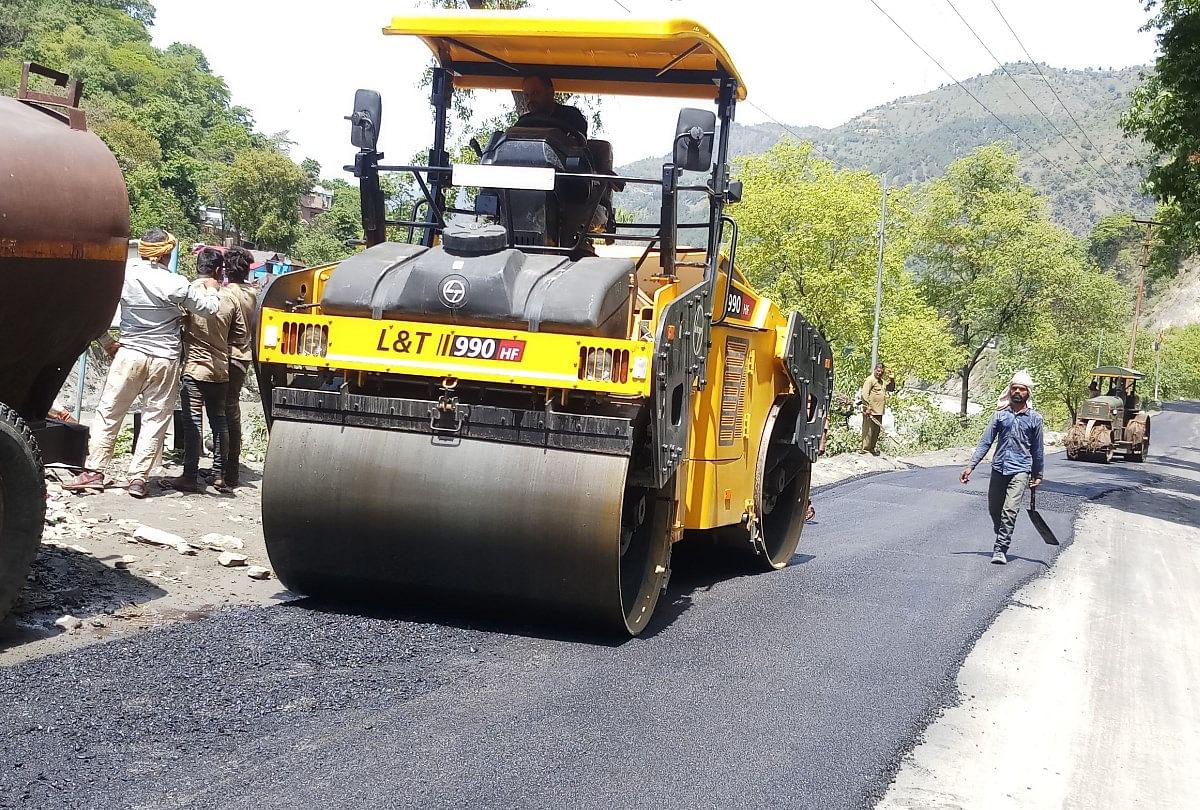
246, 566, 271, 580
217, 552, 249, 568
131, 525, 196, 556
113, 556, 138, 570
199, 533, 245, 552
54, 615, 82, 632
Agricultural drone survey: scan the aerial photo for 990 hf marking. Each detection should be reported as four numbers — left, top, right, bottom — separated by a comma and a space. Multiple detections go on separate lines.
374, 326, 525, 362
443, 334, 526, 362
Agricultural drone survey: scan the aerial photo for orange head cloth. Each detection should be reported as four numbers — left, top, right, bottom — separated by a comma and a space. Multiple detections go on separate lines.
138, 232, 177, 263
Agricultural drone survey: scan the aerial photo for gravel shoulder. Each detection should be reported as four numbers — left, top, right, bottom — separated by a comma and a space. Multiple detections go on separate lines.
0, 445, 284, 667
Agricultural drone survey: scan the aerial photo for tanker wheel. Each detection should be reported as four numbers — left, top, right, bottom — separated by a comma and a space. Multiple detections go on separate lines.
0, 404, 45, 621
752, 398, 813, 570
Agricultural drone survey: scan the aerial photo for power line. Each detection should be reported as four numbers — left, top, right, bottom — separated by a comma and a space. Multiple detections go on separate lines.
987, 0, 1129, 183
605, 0, 829, 161
864, 0, 1115, 199
943, 0, 1127, 200
744, 100, 834, 159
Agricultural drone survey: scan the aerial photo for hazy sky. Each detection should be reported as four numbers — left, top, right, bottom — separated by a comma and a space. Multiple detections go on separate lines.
150, 0, 1158, 181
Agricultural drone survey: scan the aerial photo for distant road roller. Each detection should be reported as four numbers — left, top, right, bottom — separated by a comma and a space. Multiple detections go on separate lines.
255, 14, 833, 634
0, 64, 128, 620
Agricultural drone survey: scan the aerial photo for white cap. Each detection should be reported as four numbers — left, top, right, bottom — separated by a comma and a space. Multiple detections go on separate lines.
1010, 369, 1035, 388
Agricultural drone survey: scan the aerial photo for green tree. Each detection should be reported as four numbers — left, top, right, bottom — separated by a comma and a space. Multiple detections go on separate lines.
301, 158, 321, 192
1133, 324, 1200, 401
1121, 1, 1200, 264
1024, 259, 1130, 423
1, 0, 279, 243
221, 147, 307, 252
736, 140, 961, 387
1088, 212, 1138, 272
914, 144, 1069, 415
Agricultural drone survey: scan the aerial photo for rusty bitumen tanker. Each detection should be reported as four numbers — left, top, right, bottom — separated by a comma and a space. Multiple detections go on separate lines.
0, 64, 128, 620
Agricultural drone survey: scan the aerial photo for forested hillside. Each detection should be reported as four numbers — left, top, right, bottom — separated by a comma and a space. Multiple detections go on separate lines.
617, 63, 1152, 235
0, 0, 316, 255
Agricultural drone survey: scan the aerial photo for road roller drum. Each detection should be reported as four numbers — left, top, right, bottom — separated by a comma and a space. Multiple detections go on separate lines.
264, 421, 671, 633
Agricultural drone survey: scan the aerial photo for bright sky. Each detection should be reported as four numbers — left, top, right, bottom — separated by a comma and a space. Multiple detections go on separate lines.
150, 0, 1158, 181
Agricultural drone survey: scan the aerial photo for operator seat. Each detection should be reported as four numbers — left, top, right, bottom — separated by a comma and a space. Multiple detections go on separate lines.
586, 139, 625, 237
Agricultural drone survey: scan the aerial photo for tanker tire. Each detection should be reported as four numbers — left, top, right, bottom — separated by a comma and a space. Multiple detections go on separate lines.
0, 404, 45, 621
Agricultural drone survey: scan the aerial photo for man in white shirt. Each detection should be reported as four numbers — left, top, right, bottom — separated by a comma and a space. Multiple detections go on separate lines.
64, 229, 220, 498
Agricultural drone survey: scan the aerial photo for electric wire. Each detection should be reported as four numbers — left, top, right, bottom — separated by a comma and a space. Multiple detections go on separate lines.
988, 0, 1129, 182
607, 0, 830, 159
943, 0, 1127, 199
865, 0, 1120, 202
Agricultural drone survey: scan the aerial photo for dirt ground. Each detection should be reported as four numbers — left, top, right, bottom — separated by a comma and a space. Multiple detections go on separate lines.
0, 402, 282, 666
0, 418, 1063, 666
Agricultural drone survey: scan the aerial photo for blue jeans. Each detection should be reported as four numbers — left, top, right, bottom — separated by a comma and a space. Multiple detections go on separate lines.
988, 471, 1029, 552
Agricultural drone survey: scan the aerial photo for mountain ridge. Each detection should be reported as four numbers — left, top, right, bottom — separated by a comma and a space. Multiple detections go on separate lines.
614, 62, 1153, 234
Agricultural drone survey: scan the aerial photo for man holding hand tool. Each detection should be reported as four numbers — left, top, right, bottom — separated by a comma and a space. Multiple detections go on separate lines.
960, 370, 1045, 565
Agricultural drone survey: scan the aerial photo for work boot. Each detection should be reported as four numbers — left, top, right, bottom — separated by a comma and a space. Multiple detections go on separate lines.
991, 549, 1008, 565
62, 471, 104, 491
127, 478, 148, 499
160, 476, 200, 493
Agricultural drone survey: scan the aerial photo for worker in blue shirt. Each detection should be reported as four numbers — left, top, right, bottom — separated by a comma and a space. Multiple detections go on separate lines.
959, 370, 1045, 565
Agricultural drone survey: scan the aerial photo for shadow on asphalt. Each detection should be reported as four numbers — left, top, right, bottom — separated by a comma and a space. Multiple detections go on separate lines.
284, 539, 818, 645
639, 544, 816, 639
1162, 400, 1200, 416
949, 550, 1050, 569
1100, 468, 1200, 531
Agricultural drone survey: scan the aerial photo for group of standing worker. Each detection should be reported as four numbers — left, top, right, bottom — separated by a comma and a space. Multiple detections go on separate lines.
64, 229, 257, 498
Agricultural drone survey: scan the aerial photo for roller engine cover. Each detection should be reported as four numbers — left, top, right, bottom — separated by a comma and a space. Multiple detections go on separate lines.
320, 241, 633, 339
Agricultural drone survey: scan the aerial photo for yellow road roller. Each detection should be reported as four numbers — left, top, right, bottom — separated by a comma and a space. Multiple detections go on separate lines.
255, 13, 833, 634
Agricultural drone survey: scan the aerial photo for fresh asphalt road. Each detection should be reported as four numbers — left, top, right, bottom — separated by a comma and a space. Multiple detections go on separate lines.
2, 406, 1194, 810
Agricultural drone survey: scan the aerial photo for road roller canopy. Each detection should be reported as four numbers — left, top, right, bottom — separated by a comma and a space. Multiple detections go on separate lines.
1091, 366, 1145, 380
383, 13, 747, 100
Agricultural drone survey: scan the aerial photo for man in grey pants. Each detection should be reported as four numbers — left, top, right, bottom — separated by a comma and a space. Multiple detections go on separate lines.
959, 370, 1045, 565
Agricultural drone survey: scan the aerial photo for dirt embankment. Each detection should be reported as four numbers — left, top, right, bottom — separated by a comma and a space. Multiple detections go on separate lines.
1147, 254, 1200, 332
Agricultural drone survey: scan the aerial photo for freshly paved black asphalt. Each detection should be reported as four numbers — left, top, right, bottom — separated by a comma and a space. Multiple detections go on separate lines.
2, 405, 1194, 810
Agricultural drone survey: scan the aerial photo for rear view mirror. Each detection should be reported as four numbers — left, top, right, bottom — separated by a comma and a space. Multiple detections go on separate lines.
673, 108, 716, 172
346, 89, 382, 150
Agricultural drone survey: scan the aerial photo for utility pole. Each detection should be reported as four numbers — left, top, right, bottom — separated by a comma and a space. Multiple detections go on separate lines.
870, 177, 888, 371
1154, 327, 1164, 402
1127, 218, 1160, 368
